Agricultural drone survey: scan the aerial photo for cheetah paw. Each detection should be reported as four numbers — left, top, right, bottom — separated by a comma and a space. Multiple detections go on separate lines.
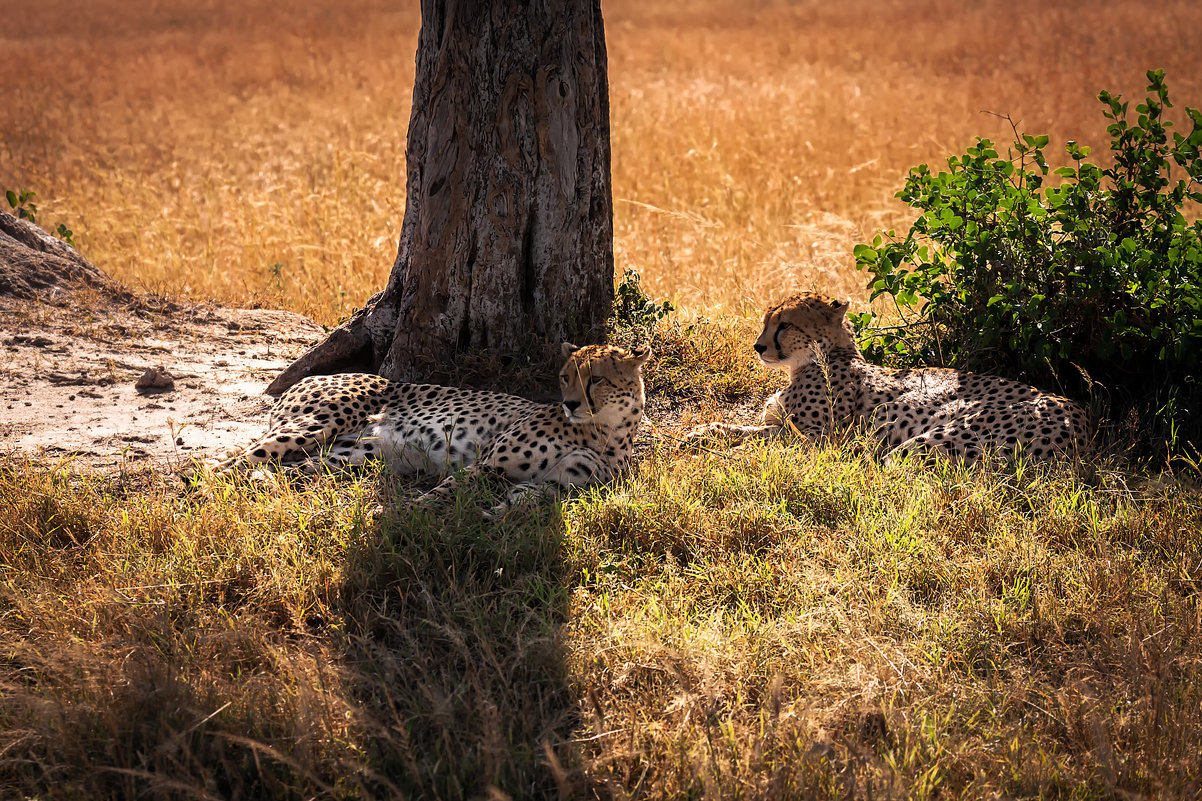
677, 423, 733, 450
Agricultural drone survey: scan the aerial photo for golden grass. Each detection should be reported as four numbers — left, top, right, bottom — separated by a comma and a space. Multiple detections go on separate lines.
567, 442, 1202, 797
3, 443, 1201, 798
4, 0, 1201, 321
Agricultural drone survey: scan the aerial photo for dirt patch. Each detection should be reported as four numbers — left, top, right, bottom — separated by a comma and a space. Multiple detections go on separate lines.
0, 290, 739, 471
1, 291, 321, 470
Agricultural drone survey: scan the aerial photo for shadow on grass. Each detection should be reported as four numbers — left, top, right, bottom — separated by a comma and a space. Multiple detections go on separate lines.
0, 462, 582, 800
332, 480, 579, 799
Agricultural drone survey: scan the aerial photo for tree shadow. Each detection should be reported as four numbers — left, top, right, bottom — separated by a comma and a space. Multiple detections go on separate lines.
332, 480, 579, 799
0, 461, 585, 799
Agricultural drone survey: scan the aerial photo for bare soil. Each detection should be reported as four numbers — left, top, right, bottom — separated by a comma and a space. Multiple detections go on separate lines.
0, 285, 767, 473
1, 289, 321, 471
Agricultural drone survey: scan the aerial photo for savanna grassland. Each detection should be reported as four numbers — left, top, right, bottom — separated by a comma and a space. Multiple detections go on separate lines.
3, 1, 1202, 798
6, 0, 1202, 321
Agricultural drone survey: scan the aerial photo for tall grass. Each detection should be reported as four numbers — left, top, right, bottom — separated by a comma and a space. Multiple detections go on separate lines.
3, 444, 1200, 798
3, 0, 1201, 320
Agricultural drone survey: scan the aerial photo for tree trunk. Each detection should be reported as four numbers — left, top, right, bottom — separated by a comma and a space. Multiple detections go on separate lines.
268, 0, 614, 394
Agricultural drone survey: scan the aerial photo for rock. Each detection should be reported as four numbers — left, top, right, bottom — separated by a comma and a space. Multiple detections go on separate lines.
135, 367, 175, 392
0, 209, 124, 300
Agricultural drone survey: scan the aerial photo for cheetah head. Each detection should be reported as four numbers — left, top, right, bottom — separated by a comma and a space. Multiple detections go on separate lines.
558, 343, 652, 427
754, 292, 854, 371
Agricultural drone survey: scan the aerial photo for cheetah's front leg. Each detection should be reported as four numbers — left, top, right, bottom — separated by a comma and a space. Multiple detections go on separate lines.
482, 482, 560, 521
417, 470, 467, 506
680, 391, 798, 448
484, 448, 612, 520
413, 467, 539, 519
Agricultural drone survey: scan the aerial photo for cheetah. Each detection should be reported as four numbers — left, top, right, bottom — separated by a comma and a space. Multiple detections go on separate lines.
213, 343, 652, 514
686, 292, 1090, 463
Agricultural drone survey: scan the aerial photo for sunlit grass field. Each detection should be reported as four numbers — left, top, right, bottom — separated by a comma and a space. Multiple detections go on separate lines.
5, 0, 1201, 321
3, 0, 1202, 798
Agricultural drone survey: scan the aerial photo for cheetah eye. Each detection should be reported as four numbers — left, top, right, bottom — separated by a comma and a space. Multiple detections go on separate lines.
560, 375, 569, 384
589, 376, 606, 386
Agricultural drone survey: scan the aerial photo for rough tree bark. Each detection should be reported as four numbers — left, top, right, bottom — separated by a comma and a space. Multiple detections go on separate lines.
268, 0, 614, 394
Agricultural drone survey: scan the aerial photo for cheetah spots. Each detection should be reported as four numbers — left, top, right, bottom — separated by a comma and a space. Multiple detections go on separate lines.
221, 353, 649, 508
697, 292, 1090, 464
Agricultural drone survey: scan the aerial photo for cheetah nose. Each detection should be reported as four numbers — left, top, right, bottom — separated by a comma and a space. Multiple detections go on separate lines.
563, 400, 581, 413
754, 343, 767, 354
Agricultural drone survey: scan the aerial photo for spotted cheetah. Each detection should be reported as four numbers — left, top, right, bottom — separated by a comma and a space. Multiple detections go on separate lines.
686, 292, 1090, 463
214, 343, 651, 514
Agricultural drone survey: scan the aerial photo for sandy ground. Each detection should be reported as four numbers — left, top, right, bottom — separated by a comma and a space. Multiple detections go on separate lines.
0, 284, 773, 475
1, 290, 322, 471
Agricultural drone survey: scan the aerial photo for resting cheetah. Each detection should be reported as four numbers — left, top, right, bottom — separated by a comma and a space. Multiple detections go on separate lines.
687, 292, 1090, 463
215, 343, 652, 513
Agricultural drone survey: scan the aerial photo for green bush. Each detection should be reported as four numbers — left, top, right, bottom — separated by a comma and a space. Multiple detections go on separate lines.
611, 267, 674, 336
853, 70, 1202, 453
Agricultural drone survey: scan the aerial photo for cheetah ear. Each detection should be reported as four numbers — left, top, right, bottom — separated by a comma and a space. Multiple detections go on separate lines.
561, 342, 581, 359
829, 298, 850, 314
628, 346, 653, 366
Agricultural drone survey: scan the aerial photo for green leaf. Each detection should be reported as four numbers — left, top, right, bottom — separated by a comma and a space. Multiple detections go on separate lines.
853, 244, 878, 263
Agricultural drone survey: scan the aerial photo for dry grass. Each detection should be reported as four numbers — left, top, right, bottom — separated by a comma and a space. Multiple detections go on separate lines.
4, 0, 1202, 798
567, 442, 1202, 798
4, 0, 1202, 321
3, 442, 1201, 798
